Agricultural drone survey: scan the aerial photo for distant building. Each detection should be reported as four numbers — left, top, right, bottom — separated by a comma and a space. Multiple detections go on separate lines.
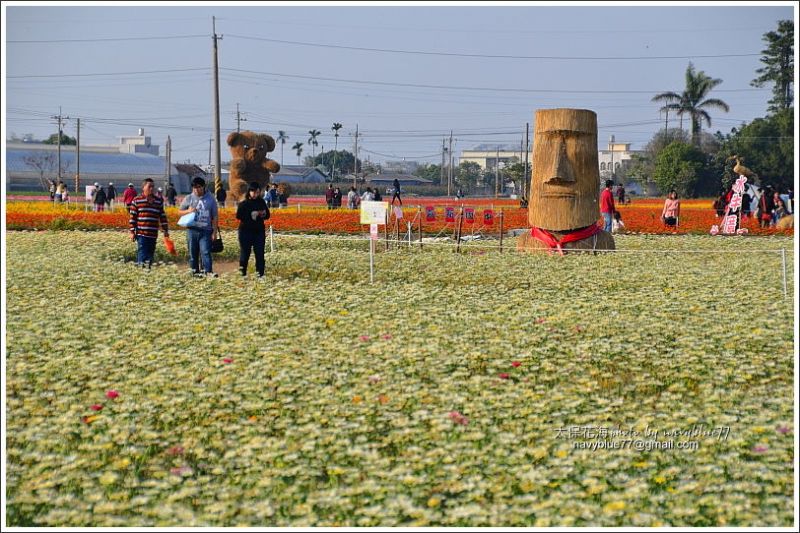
5, 128, 175, 192
383, 160, 419, 174
599, 139, 642, 181
459, 144, 525, 171
272, 165, 329, 183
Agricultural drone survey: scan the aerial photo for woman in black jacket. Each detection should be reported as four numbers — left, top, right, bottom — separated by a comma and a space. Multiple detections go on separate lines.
235, 182, 270, 277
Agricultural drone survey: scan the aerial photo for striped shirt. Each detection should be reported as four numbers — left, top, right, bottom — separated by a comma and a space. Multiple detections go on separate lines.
129, 194, 168, 239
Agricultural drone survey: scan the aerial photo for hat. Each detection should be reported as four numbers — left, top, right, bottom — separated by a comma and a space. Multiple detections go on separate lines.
191, 176, 206, 188
248, 181, 261, 192
157, 187, 163, 192
94, 182, 100, 187
128, 183, 134, 187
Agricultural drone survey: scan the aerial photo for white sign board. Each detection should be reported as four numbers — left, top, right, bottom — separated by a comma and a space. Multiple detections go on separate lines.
360, 200, 388, 225
85, 185, 96, 201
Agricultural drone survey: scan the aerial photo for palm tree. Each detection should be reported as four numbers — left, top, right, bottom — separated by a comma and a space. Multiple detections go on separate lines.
277, 130, 289, 166
292, 142, 304, 164
307, 129, 321, 159
652, 62, 730, 147
331, 122, 343, 179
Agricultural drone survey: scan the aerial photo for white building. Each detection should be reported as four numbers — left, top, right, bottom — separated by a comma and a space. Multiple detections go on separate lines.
598, 137, 642, 180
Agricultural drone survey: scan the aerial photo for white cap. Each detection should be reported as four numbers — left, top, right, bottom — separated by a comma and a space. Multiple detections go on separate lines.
94, 182, 99, 186
158, 187, 163, 191
109, 182, 113, 185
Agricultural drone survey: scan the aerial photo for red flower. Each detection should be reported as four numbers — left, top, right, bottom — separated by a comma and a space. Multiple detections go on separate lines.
105, 390, 119, 399
359, 335, 370, 342
511, 361, 521, 368
448, 411, 469, 425
499, 373, 510, 380
90, 404, 103, 411
222, 358, 233, 364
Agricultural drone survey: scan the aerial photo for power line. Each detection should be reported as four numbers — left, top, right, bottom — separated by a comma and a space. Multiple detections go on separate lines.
7, 67, 207, 79
221, 67, 766, 95
7, 34, 207, 43
226, 33, 761, 61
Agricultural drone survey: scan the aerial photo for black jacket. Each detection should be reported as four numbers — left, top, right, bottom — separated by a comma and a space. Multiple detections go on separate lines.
236, 197, 270, 232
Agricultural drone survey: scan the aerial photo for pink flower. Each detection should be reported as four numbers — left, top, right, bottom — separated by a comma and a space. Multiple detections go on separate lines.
222, 358, 233, 364
535, 318, 546, 324
448, 411, 469, 426
359, 335, 370, 342
498, 373, 510, 380
368, 375, 382, 384
382, 334, 393, 340
777, 425, 791, 435
90, 404, 103, 411
511, 361, 521, 368
105, 390, 119, 399
166, 445, 185, 456
752, 444, 768, 453
170, 465, 194, 477
574, 325, 584, 332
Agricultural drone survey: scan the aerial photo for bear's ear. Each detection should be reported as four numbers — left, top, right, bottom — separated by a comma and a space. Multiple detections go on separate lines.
227, 132, 242, 147
260, 135, 276, 153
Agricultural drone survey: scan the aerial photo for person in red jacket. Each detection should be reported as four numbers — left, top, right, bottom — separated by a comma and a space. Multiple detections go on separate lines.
122, 183, 137, 209
600, 179, 615, 232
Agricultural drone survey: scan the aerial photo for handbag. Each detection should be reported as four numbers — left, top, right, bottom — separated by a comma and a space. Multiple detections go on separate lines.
177, 212, 196, 227
211, 234, 224, 253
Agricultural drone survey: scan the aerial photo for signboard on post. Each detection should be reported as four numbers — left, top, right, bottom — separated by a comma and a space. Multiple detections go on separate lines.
360, 201, 388, 284
445, 206, 455, 223
360, 200, 389, 225
483, 209, 494, 225
425, 206, 436, 221
464, 208, 475, 224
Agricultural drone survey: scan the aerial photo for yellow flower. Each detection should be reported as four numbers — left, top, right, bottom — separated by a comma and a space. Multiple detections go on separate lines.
427, 497, 441, 508
555, 449, 568, 458
113, 458, 131, 470
99, 472, 118, 486
352, 395, 363, 404
653, 475, 667, 484
603, 501, 626, 513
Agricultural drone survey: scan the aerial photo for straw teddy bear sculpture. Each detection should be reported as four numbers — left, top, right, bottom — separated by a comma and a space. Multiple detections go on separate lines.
226, 131, 281, 203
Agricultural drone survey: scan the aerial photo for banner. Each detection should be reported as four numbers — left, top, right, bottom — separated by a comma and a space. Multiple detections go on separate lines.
393, 206, 404, 220
464, 208, 475, 224
483, 209, 494, 225
425, 206, 436, 222
711, 176, 747, 235
445, 206, 455, 223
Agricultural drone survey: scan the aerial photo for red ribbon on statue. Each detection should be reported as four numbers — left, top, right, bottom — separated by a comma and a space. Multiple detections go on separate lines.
530, 224, 602, 256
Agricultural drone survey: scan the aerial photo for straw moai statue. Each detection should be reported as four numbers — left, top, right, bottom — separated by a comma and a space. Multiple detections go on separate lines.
518, 108, 615, 253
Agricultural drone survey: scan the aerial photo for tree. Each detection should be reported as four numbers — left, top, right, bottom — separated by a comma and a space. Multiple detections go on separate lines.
277, 131, 289, 166
42, 132, 76, 145
414, 163, 442, 185
504, 160, 528, 196
652, 141, 708, 197
652, 62, 730, 147
713, 107, 794, 191
751, 20, 794, 113
308, 150, 357, 179
22, 152, 57, 190
330, 123, 343, 178
307, 129, 321, 158
455, 161, 482, 193
292, 142, 303, 164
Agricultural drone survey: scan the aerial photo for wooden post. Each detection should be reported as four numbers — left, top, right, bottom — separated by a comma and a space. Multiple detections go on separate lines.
418, 206, 423, 249
384, 209, 389, 251
499, 209, 504, 253
456, 207, 464, 253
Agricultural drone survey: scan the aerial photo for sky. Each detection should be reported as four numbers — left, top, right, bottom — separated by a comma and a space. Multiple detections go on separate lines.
2, 1, 797, 169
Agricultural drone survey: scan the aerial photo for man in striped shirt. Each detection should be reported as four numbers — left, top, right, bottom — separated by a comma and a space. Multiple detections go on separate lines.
129, 178, 170, 269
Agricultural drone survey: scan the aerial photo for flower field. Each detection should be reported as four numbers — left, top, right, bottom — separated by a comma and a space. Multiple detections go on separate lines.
5, 199, 793, 236
4, 230, 795, 526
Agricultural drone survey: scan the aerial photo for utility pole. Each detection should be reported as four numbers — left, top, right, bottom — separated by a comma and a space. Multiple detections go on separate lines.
353, 124, 359, 188
523, 122, 529, 200
75, 118, 80, 195
212, 16, 223, 194
236, 103, 247, 133
52, 106, 69, 181
609, 134, 615, 181
208, 137, 212, 166
495, 146, 500, 198
664, 108, 669, 132
165, 136, 172, 185
441, 137, 446, 186
447, 130, 453, 197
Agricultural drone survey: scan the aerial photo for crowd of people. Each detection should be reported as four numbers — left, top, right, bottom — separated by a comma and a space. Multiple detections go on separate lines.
715, 184, 793, 228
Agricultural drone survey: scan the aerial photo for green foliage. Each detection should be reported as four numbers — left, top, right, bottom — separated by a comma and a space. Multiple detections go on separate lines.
308, 150, 358, 177
503, 161, 528, 195
751, 20, 794, 113
42, 132, 77, 145
652, 142, 708, 197
712, 108, 794, 191
455, 161, 483, 193
413, 163, 443, 185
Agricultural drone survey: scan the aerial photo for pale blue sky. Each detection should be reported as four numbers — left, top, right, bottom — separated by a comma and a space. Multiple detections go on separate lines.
3, 2, 796, 167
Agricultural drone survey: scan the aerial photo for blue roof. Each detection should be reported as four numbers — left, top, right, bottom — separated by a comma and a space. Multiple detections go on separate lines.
6, 148, 167, 175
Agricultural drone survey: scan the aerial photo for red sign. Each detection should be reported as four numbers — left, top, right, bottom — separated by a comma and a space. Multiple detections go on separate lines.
464, 208, 475, 224
445, 207, 455, 223
483, 209, 494, 225
425, 206, 436, 222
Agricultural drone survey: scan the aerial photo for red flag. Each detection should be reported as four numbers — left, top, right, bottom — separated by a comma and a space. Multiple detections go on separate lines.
425, 206, 436, 222
464, 208, 475, 224
445, 207, 455, 223
483, 209, 494, 225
